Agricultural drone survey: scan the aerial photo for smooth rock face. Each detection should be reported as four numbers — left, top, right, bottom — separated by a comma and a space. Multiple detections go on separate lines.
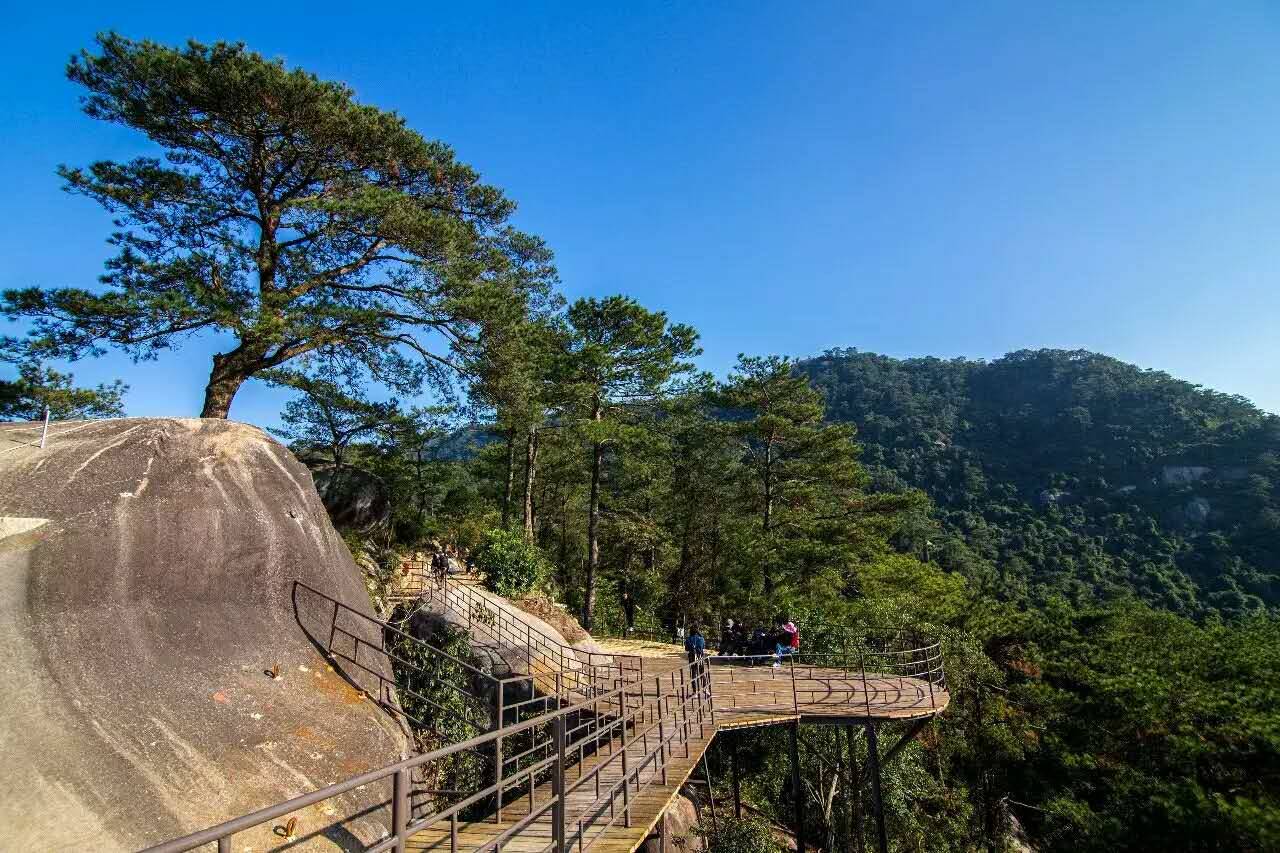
0, 418, 408, 851
638, 789, 703, 853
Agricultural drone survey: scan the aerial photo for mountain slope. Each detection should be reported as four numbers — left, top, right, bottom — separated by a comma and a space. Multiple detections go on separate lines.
798, 348, 1280, 617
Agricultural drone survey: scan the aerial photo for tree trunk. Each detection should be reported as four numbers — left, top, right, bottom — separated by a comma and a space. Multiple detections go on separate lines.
762, 440, 775, 594
583, 438, 603, 630
522, 426, 538, 542
501, 427, 516, 528
200, 352, 252, 418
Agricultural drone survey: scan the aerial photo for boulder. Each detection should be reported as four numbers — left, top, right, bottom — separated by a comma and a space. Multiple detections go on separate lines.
0, 418, 408, 851
312, 464, 390, 529
638, 789, 703, 853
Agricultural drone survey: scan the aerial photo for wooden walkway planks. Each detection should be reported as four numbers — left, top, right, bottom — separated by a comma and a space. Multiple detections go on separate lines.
407, 691, 714, 853
404, 651, 949, 853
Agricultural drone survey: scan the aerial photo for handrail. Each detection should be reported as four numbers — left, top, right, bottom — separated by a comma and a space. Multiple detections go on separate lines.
142, 650, 714, 853
146, 581, 946, 853
398, 570, 646, 696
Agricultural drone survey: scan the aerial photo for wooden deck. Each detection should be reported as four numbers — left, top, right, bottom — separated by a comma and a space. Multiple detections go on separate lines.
405, 641, 948, 852
596, 639, 950, 724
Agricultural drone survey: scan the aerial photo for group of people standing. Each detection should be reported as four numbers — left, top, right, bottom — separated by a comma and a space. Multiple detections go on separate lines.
720, 615, 801, 667
682, 615, 801, 668
426, 545, 471, 584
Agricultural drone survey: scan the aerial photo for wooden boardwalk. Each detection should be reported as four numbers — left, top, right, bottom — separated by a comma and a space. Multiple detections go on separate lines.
404, 641, 948, 853
133, 572, 950, 853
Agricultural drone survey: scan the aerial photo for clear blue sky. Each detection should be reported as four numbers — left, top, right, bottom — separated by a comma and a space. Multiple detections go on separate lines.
3, 2, 1279, 426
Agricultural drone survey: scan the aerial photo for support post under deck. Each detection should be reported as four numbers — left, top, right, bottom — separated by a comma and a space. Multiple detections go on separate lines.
846, 724, 864, 853
731, 732, 742, 819
790, 721, 805, 853
865, 721, 888, 853
702, 751, 717, 826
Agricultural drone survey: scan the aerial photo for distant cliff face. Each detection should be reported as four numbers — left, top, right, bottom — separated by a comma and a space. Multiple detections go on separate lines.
797, 348, 1280, 617
0, 418, 408, 851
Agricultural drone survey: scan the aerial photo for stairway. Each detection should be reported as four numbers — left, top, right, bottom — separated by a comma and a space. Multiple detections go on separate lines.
144, 582, 949, 853
407, 668, 716, 852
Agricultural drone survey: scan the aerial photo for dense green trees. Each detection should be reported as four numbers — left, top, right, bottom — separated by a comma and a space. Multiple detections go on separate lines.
555, 296, 700, 628
268, 330, 1280, 853
799, 347, 1280, 619
0, 361, 127, 421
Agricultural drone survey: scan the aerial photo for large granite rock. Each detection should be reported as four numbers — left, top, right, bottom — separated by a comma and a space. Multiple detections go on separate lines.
0, 418, 408, 851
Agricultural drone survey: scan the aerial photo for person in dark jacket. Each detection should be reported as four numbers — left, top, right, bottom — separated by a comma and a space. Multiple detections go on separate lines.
685, 625, 707, 687
685, 625, 706, 663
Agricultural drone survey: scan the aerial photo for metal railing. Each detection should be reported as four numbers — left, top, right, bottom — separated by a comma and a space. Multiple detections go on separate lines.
141, 653, 714, 853
394, 568, 645, 696
706, 630, 947, 719
145, 583, 945, 853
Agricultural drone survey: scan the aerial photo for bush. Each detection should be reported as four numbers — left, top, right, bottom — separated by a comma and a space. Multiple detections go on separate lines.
699, 816, 786, 853
473, 528, 546, 598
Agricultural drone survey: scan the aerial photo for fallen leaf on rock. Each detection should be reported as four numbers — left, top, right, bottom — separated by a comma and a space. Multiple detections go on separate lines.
212, 691, 230, 704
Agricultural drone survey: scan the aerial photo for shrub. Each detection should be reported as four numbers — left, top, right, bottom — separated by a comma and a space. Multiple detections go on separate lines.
473, 528, 546, 598
699, 816, 786, 853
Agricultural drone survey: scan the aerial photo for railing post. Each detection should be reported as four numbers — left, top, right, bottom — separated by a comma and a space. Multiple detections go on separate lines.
860, 645, 873, 719
620, 680, 631, 827
494, 684, 504, 822
392, 767, 410, 853
217, 838, 231, 853
327, 599, 340, 654
926, 644, 936, 710
553, 714, 567, 853
790, 654, 800, 714
39, 405, 50, 449
706, 656, 717, 729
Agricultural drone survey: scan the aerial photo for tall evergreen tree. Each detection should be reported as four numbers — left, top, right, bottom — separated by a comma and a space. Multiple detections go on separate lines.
716, 355, 884, 595
558, 296, 699, 628
2, 34, 553, 417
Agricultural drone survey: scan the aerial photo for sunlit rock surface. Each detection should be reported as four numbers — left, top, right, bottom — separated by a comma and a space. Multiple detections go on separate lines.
0, 418, 408, 851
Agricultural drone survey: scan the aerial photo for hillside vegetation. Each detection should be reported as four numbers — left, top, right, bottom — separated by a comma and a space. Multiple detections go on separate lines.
800, 348, 1280, 619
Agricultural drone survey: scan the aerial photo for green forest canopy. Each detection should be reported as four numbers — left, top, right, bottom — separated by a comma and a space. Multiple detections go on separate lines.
800, 347, 1280, 620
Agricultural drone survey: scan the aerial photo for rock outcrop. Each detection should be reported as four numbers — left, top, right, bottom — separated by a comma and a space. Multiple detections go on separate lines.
0, 418, 408, 851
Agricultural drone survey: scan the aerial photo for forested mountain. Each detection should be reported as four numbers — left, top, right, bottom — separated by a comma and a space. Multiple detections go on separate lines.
798, 348, 1280, 619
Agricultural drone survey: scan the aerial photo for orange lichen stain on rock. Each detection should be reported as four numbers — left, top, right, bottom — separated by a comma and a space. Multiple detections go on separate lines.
212, 690, 231, 704
308, 666, 370, 706
293, 725, 339, 750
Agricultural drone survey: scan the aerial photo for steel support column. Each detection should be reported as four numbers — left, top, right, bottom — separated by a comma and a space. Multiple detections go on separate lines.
732, 732, 742, 819
790, 721, 805, 853
846, 724, 864, 853
702, 751, 717, 825
865, 721, 888, 853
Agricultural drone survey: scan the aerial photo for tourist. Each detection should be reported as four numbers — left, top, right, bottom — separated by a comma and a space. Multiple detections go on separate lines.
685, 624, 707, 685
773, 618, 800, 668
720, 618, 737, 655
685, 625, 705, 662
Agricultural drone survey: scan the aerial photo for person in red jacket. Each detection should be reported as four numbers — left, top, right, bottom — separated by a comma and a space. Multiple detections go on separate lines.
773, 619, 800, 667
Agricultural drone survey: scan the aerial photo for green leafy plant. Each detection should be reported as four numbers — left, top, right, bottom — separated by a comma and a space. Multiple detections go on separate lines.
699, 816, 786, 853
473, 527, 547, 598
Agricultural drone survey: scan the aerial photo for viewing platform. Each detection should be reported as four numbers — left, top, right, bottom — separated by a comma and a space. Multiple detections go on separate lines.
145, 577, 948, 853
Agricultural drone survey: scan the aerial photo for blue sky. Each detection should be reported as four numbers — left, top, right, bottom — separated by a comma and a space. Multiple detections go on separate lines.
3, 2, 1279, 425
